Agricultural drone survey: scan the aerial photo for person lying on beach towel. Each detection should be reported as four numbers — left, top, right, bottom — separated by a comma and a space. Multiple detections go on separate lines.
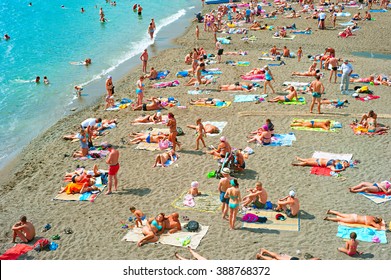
292, 156, 350, 172
247, 124, 272, 145
324, 210, 383, 230
58, 177, 99, 195
249, 20, 261, 30
175, 247, 207, 260
187, 123, 220, 134
321, 99, 349, 107
132, 97, 165, 111
64, 165, 101, 183
219, 83, 254, 92
268, 86, 298, 102
338, 26, 354, 38
290, 120, 331, 130
349, 179, 391, 194
245, 68, 265, 75
129, 132, 168, 144
131, 112, 163, 124
63, 119, 117, 140
256, 248, 304, 260
138, 213, 166, 247
184, 76, 214, 86
152, 149, 178, 168
223, 50, 248, 56
350, 75, 378, 84
189, 98, 227, 107
291, 62, 320, 76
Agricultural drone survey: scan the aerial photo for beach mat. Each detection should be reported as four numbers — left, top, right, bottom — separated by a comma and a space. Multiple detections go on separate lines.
310, 166, 332, 176
122, 221, 209, 249
290, 119, 340, 132
234, 94, 259, 102
272, 34, 295, 40
268, 133, 297, 147
282, 81, 310, 87
53, 176, 106, 202
312, 151, 353, 161
134, 142, 160, 151
191, 101, 232, 108
171, 191, 221, 213
279, 97, 306, 105
337, 225, 387, 244
241, 209, 300, 232
203, 121, 227, 137
358, 192, 391, 204
258, 57, 275, 61
357, 95, 380, 102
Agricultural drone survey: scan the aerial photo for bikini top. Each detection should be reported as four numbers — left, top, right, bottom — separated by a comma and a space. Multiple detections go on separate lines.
151, 219, 162, 230
381, 181, 391, 190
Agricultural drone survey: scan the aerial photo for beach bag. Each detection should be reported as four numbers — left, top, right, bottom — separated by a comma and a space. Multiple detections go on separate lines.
242, 213, 259, 223
158, 139, 171, 150
186, 221, 200, 232
33, 238, 50, 252
177, 127, 184, 136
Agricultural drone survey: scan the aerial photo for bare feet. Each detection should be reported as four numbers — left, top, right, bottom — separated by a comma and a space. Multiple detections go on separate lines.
105, 191, 112, 195
323, 217, 329, 221
326, 209, 331, 214
137, 241, 143, 247
174, 252, 180, 259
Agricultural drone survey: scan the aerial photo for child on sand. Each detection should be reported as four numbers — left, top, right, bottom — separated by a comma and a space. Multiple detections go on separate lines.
338, 232, 363, 257
129, 206, 144, 228
188, 181, 201, 196
194, 118, 206, 150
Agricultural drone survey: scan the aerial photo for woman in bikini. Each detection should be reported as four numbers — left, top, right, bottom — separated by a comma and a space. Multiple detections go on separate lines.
324, 210, 383, 229
131, 112, 163, 124
365, 112, 389, 133
290, 120, 331, 130
129, 133, 167, 144
137, 213, 166, 247
219, 83, 253, 92
349, 179, 391, 194
247, 124, 271, 145
152, 149, 178, 168
292, 157, 350, 172
224, 179, 242, 230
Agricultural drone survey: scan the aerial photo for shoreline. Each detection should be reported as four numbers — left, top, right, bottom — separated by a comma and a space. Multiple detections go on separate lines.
1, 2, 391, 260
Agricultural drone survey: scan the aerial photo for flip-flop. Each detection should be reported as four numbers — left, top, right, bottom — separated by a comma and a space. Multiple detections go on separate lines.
51, 234, 61, 240
42, 224, 51, 232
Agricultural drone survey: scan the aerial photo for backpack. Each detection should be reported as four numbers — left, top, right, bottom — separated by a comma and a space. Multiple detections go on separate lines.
33, 238, 50, 252
186, 220, 199, 232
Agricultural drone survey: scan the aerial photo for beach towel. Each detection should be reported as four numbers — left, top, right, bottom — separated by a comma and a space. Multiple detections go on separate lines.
156, 155, 178, 167
349, 123, 388, 135
171, 191, 221, 213
268, 133, 296, 147
339, 21, 355, 26
290, 119, 340, 132
282, 81, 310, 87
131, 115, 168, 125
278, 97, 306, 105
357, 95, 380, 102
241, 74, 265, 81
312, 151, 353, 161
191, 101, 232, 108
76, 150, 110, 160
53, 176, 106, 202
152, 80, 179, 88
336, 12, 351, 17
358, 192, 391, 204
234, 94, 260, 102
202, 69, 222, 75
0, 244, 34, 260
337, 73, 359, 78
176, 70, 190, 78
202, 121, 227, 136
122, 221, 209, 249
217, 37, 231, 44
310, 166, 332, 176
134, 142, 160, 151
241, 209, 300, 232
150, 70, 170, 80
105, 98, 133, 111
337, 225, 387, 244
369, 9, 387, 12
291, 30, 312, 35
187, 90, 211, 95
258, 57, 275, 61
272, 34, 295, 40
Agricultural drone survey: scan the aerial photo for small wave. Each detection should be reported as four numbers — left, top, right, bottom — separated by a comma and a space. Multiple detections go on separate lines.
188, 6, 195, 9
77, 9, 187, 88
11, 78, 35, 84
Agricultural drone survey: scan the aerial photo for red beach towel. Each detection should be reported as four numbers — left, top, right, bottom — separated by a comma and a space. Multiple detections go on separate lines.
310, 166, 332, 176
357, 95, 380, 102
0, 244, 33, 260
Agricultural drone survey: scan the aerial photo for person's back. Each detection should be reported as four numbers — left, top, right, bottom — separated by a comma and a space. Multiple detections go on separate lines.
289, 197, 300, 216
219, 176, 232, 193
261, 130, 271, 144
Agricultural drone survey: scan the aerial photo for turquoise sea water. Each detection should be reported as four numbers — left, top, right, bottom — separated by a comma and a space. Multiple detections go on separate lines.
0, 0, 197, 168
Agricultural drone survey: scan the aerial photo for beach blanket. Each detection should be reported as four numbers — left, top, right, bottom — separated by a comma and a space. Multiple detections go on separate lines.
258, 57, 275, 61
241, 209, 300, 232
312, 151, 353, 161
268, 133, 296, 147
0, 244, 34, 260
53, 176, 106, 202
134, 142, 160, 151
290, 119, 340, 132
156, 155, 178, 167
291, 30, 312, 35
272, 34, 295, 40
172, 191, 221, 213
150, 70, 170, 80
349, 123, 388, 135
358, 192, 391, 204
201, 69, 222, 75
105, 98, 132, 111
337, 225, 387, 244
202, 121, 227, 137
234, 94, 260, 102
369, 9, 387, 12
152, 80, 179, 88
337, 73, 359, 78
131, 115, 168, 125
217, 37, 231, 44
187, 90, 211, 95
356, 95, 380, 102
310, 166, 332, 176
76, 149, 110, 160
282, 81, 310, 87
122, 221, 209, 249
191, 101, 232, 108
339, 21, 355, 26
176, 70, 190, 78
336, 12, 351, 17
278, 97, 306, 105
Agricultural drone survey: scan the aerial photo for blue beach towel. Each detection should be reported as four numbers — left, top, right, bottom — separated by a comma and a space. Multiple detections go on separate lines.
176, 70, 190, 78
269, 133, 296, 147
338, 73, 359, 78
217, 37, 231, 44
337, 225, 387, 244
369, 9, 387, 12
201, 70, 222, 75
153, 70, 170, 80
233, 95, 259, 102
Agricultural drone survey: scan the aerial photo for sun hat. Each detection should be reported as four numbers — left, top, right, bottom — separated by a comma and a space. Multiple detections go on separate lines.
221, 167, 230, 174
191, 181, 199, 188
107, 75, 112, 79
289, 190, 296, 197
220, 136, 226, 142
264, 65, 269, 68
262, 124, 268, 131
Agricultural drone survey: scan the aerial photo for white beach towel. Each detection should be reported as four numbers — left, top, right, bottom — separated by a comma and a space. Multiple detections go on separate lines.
202, 121, 227, 136
312, 151, 353, 161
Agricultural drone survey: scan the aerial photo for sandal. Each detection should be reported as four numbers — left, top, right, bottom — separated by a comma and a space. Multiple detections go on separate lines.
182, 216, 190, 221
51, 234, 61, 240
42, 224, 51, 232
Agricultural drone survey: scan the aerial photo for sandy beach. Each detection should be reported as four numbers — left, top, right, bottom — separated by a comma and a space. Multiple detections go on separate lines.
1, 2, 391, 260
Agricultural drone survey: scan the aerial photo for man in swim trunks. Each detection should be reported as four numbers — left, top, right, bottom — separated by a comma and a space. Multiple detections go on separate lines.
242, 181, 267, 208
140, 49, 148, 74
105, 144, 119, 195
164, 213, 182, 234
218, 167, 233, 220
274, 190, 300, 218
328, 56, 338, 83
132, 97, 163, 111
145, 67, 157, 79
106, 75, 114, 96
268, 86, 298, 102
309, 75, 325, 114
12, 215, 36, 243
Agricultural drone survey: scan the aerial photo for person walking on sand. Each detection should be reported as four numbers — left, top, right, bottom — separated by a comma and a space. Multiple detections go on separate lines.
309, 75, 325, 114
263, 65, 276, 95
167, 113, 180, 151
12, 216, 35, 243
105, 144, 119, 195
106, 75, 114, 97
328, 56, 338, 83
340, 59, 353, 94
195, 25, 199, 40
338, 232, 363, 257
218, 167, 233, 220
140, 49, 148, 73
297, 46, 303, 62
194, 118, 206, 150
216, 40, 223, 63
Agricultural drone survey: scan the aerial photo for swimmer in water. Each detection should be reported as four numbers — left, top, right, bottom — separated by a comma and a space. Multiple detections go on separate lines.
43, 76, 50, 85
35, 76, 40, 83
4, 34, 10, 40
